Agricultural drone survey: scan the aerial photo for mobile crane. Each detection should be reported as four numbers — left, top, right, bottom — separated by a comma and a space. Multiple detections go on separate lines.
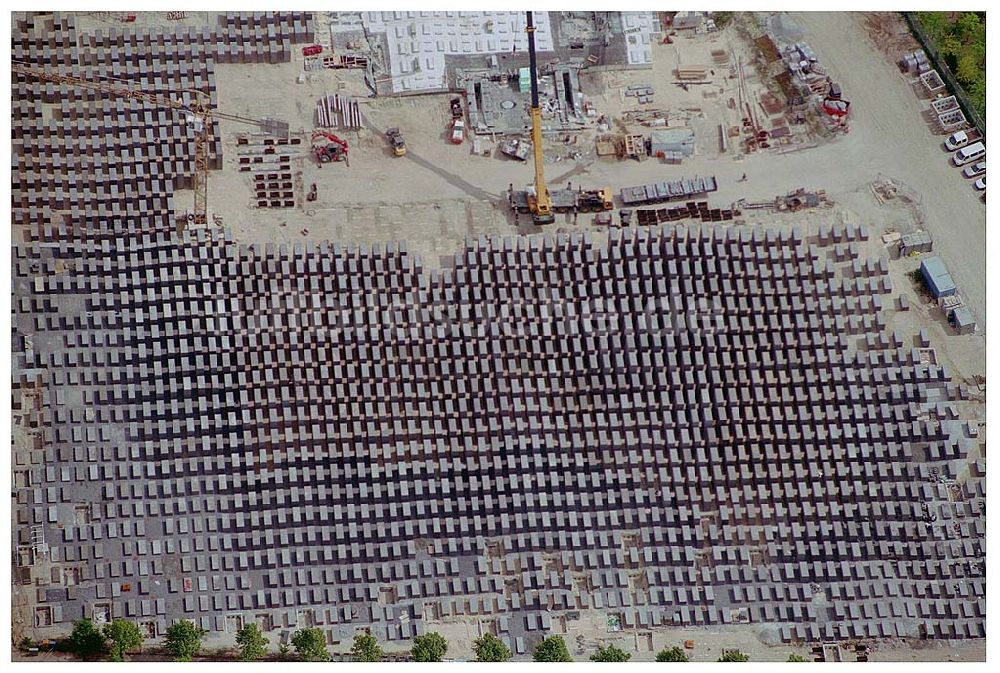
508, 12, 612, 224
12, 60, 275, 227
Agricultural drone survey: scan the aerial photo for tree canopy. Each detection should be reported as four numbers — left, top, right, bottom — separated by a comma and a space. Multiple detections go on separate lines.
473, 633, 512, 662
68, 618, 106, 659
590, 644, 631, 662
351, 632, 383, 662
236, 623, 269, 662
656, 646, 690, 662
718, 650, 750, 662
533, 635, 573, 662
103, 620, 144, 661
164, 620, 207, 661
411, 632, 448, 662
917, 12, 986, 120
291, 627, 329, 662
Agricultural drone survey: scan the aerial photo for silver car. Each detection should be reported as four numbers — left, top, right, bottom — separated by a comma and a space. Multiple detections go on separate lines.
963, 160, 986, 178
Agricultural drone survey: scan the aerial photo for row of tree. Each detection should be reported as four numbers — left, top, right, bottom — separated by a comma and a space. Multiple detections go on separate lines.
65, 619, 805, 662
916, 12, 986, 122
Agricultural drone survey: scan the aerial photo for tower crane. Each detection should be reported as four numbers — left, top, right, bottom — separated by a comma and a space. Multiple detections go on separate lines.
508, 13, 612, 224
12, 60, 275, 227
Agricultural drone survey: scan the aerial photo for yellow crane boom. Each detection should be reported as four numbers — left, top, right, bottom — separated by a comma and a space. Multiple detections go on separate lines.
525, 11, 554, 225
12, 60, 267, 227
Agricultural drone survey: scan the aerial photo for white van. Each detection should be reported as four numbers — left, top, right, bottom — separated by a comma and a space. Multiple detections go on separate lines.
953, 142, 985, 166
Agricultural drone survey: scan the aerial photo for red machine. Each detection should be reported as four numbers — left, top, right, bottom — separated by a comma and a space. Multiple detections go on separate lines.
312, 131, 349, 165
302, 44, 323, 57
822, 97, 850, 118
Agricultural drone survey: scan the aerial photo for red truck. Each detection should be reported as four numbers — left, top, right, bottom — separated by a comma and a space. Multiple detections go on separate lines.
302, 44, 323, 57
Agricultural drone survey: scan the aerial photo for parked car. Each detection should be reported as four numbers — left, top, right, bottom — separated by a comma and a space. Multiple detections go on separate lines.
963, 161, 986, 178
974, 177, 986, 191
450, 119, 465, 144
945, 128, 983, 151
953, 141, 985, 166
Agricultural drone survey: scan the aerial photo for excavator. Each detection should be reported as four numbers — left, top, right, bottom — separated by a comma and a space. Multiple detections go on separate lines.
509, 12, 612, 224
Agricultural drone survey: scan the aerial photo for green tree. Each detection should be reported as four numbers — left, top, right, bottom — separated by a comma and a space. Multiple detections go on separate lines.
164, 620, 207, 661
68, 618, 106, 659
235, 623, 269, 662
103, 619, 144, 661
412, 631, 448, 662
918, 12, 950, 42
351, 632, 383, 662
533, 635, 573, 662
787, 653, 808, 662
473, 633, 512, 662
718, 650, 750, 662
956, 13, 983, 43
656, 646, 690, 662
591, 644, 631, 662
291, 627, 329, 661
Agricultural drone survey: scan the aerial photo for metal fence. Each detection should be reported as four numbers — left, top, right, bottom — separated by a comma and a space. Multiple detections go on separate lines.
903, 12, 985, 134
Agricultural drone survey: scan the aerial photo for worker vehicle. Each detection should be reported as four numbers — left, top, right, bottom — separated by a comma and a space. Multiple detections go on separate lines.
312, 130, 349, 164
450, 119, 465, 144
302, 44, 323, 57
508, 12, 611, 225
953, 141, 985, 166
510, 186, 613, 214
945, 128, 982, 151
449, 97, 463, 119
974, 177, 986, 191
963, 160, 986, 178
306, 183, 318, 202
386, 128, 406, 157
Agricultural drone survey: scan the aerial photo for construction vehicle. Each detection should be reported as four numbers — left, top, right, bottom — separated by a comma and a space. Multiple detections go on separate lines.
945, 128, 982, 151
386, 128, 406, 156
508, 12, 611, 224
311, 130, 349, 165
450, 118, 465, 145
509, 184, 613, 214
449, 97, 463, 119
12, 60, 274, 227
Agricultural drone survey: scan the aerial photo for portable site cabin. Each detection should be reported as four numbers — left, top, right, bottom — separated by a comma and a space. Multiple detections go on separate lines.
899, 231, 933, 256
949, 306, 976, 335
920, 256, 957, 298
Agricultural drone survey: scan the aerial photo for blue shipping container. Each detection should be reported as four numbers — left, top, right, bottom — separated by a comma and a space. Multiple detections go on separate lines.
920, 256, 957, 298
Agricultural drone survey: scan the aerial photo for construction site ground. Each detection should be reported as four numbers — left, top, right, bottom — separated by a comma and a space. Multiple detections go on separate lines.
197, 12, 984, 366
13, 11, 986, 663
171, 12, 987, 661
